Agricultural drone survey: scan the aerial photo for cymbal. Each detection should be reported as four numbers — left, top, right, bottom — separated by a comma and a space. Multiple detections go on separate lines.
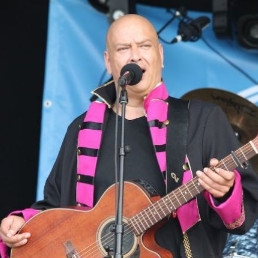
181, 88, 258, 173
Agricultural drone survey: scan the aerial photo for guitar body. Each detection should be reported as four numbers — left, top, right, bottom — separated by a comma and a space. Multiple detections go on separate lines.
11, 182, 172, 258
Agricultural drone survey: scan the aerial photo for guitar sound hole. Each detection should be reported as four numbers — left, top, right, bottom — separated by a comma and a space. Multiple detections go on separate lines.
98, 218, 138, 257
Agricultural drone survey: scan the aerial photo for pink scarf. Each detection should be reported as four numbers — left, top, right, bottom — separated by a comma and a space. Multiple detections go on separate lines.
76, 82, 200, 232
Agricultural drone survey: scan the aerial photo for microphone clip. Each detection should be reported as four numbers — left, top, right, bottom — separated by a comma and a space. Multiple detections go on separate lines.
172, 16, 211, 44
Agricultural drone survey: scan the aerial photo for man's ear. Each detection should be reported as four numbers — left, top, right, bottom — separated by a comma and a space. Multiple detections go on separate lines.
159, 43, 164, 69
104, 51, 112, 74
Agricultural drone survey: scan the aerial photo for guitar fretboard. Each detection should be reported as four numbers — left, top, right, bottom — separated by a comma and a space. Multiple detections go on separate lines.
128, 135, 258, 236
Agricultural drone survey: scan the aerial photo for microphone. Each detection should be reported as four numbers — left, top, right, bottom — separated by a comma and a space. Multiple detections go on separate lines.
171, 16, 210, 44
118, 63, 143, 87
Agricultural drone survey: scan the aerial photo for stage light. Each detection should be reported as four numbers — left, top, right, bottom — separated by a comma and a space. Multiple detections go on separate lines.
108, 0, 136, 23
237, 14, 258, 49
212, 0, 258, 49
88, 0, 136, 24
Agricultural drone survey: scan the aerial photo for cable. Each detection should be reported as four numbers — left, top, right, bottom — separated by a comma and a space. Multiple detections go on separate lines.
201, 36, 258, 85
157, 8, 258, 85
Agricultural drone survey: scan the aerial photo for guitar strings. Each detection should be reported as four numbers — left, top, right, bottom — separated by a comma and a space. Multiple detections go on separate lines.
73, 224, 137, 257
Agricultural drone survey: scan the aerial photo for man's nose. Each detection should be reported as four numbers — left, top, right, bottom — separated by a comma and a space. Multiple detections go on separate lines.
130, 47, 141, 63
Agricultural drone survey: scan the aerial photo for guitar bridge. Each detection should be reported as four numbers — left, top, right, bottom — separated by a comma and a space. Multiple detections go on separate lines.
64, 240, 80, 258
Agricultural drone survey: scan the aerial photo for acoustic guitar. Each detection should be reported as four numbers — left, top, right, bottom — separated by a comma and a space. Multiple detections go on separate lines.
11, 135, 258, 258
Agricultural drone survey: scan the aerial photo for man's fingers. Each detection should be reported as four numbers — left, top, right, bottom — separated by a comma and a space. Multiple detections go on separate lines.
5, 232, 31, 248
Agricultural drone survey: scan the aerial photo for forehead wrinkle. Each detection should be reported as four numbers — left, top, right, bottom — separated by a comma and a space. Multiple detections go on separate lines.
107, 32, 157, 51
115, 39, 152, 47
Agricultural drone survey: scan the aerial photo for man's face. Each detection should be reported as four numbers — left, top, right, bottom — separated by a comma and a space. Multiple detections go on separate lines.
104, 15, 164, 99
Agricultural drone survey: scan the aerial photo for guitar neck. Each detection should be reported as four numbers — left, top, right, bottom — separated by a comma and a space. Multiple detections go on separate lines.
129, 136, 258, 236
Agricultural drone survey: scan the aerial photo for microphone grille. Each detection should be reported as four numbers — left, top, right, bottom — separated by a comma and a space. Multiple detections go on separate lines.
120, 63, 143, 85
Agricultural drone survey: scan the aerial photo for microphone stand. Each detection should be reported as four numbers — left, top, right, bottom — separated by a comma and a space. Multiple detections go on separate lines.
114, 84, 128, 258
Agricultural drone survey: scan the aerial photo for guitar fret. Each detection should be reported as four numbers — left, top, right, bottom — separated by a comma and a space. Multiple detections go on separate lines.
239, 147, 248, 161
132, 214, 145, 235
235, 149, 247, 167
192, 178, 202, 195
161, 198, 170, 214
178, 187, 188, 203
152, 202, 162, 220
185, 184, 193, 198
164, 195, 176, 211
129, 215, 141, 235
134, 203, 164, 234
172, 190, 181, 207
139, 212, 148, 229
221, 158, 230, 171
157, 200, 167, 217
230, 154, 238, 168
246, 145, 252, 159
130, 203, 160, 235
142, 209, 152, 229
147, 205, 159, 223
136, 213, 147, 232
244, 145, 253, 158
250, 140, 258, 154
144, 208, 153, 226
146, 206, 158, 225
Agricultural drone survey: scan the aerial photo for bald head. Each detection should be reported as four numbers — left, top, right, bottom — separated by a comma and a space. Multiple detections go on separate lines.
106, 14, 159, 51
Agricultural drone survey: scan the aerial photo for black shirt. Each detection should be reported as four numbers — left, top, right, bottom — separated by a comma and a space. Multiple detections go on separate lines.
95, 109, 183, 257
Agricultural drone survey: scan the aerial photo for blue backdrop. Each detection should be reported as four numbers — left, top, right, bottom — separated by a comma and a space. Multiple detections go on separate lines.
37, 0, 258, 256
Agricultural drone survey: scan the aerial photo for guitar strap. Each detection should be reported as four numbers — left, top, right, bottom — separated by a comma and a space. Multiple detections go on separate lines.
166, 97, 189, 193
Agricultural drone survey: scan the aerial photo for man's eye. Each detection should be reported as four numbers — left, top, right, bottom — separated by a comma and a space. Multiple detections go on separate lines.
141, 44, 151, 48
118, 47, 128, 51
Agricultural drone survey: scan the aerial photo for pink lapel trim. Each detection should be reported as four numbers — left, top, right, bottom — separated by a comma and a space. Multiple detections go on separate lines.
144, 82, 169, 175
76, 101, 106, 207
176, 161, 201, 233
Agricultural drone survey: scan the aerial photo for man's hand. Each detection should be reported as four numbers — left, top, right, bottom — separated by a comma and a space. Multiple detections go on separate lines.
0, 215, 30, 248
196, 158, 235, 199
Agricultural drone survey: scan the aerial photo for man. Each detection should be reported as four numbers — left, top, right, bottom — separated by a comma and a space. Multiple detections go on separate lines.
1, 14, 258, 258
